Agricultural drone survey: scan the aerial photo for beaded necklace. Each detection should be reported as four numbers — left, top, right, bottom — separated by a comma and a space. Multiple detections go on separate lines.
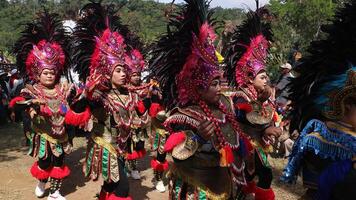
198, 99, 246, 150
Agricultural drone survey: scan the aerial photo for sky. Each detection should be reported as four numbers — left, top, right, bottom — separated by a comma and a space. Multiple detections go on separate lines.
157, 0, 270, 9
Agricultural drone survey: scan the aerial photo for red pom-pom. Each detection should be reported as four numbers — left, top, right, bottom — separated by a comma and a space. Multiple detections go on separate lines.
49, 165, 70, 179
137, 100, 146, 114
164, 132, 186, 152
151, 159, 169, 171
65, 107, 91, 126
255, 187, 275, 200
108, 194, 132, 200
9, 96, 25, 109
149, 103, 163, 117
235, 103, 252, 113
126, 149, 146, 160
30, 162, 51, 179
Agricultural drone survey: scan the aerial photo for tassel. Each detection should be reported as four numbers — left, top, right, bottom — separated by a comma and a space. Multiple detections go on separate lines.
126, 149, 146, 160
30, 162, 51, 179
149, 103, 163, 117
65, 106, 91, 126
151, 159, 169, 171
163, 132, 186, 152
49, 165, 70, 179
9, 96, 25, 108
235, 103, 252, 113
219, 145, 234, 167
137, 100, 146, 114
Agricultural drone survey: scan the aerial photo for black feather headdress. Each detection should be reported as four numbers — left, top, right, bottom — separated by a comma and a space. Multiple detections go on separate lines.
71, 0, 143, 81
13, 10, 70, 81
148, 0, 219, 108
224, 7, 273, 87
289, 2, 356, 131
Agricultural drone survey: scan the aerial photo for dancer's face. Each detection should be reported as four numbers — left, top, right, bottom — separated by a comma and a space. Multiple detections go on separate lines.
343, 97, 356, 129
130, 72, 141, 86
111, 65, 127, 88
198, 78, 221, 105
39, 69, 56, 88
251, 71, 268, 92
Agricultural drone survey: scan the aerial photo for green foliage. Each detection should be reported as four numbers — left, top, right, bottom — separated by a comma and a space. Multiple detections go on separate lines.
0, 0, 244, 54
266, 0, 347, 81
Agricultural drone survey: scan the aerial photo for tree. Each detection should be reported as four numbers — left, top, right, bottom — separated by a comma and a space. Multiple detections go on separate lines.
267, 0, 342, 81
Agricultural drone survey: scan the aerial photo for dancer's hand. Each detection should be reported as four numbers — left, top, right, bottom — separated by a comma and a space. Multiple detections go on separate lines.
197, 120, 215, 140
86, 70, 103, 93
264, 126, 282, 137
32, 98, 46, 105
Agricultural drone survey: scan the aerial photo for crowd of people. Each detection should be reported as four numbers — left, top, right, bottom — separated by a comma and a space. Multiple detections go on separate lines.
2, 0, 355, 200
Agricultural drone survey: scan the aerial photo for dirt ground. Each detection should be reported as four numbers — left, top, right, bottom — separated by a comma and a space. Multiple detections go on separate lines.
0, 123, 305, 200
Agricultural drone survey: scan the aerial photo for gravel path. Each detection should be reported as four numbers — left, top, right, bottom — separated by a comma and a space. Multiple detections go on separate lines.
0, 123, 305, 200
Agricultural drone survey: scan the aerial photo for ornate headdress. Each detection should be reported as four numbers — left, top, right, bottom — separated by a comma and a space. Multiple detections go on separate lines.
289, 2, 356, 131
13, 11, 69, 81
127, 49, 145, 74
71, 1, 142, 83
224, 8, 273, 86
148, 0, 219, 108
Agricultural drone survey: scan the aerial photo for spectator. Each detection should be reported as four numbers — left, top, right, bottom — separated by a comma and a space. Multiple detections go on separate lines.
275, 63, 294, 108
0, 70, 9, 125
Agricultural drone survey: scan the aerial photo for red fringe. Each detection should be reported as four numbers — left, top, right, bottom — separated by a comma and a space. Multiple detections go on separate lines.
255, 187, 275, 200
49, 165, 71, 179
137, 100, 146, 114
241, 134, 253, 155
30, 162, 50, 180
163, 132, 186, 152
242, 181, 256, 194
149, 103, 163, 117
224, 145, 234, 164
108, 194, 133, 200
99, 190, 110, 200
9, 96, 25, 108
272, 112, 279, 122
235, 103, 252, 113
151, 159, 169, 172
126, 149, 146, 160
65, 107, 91, 126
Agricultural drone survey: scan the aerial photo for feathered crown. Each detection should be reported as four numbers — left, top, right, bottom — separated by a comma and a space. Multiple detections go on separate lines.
127, 49, 145, 74
148, 0, 219, 108
13, 11, 69, 81
289, 2, 356, 131
224, 7, 273, 86
71, 0, 143, 82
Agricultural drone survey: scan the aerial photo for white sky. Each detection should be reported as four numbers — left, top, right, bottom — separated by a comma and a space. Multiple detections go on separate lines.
156, 0, 270, 9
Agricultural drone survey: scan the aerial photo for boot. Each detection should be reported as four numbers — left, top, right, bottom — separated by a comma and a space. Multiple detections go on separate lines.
47, 178, 66, 200
154, 170, 165, 192
128, 160, 140, 180
35, 179, 47, 197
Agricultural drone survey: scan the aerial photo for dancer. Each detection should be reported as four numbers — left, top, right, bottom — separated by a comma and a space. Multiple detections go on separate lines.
224, 7, 281, 200
10, 11, 86, 200
149, 0, 246, 199
126, 49, 149, 180
70, 2, 145, 199
280, 2, 356, 200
